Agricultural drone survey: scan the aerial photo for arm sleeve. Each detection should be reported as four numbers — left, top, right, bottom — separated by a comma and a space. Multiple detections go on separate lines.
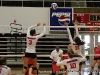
61, 50, 63, 54
56, 58, 66, 66
50, 52, 53, 59
66, 26, 74, 44
75, 25, 80, 37
36, 26, 46, 39
27, 24, 37, 37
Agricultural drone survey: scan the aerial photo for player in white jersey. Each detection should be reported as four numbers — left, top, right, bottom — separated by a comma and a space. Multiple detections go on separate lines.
64, 21, 85, 75
0, 57, 11, 75
22, 23, 46, 75
56, 52, 86, 75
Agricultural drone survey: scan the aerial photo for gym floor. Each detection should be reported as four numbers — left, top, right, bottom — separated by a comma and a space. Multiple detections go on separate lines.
11, 67, 98, 75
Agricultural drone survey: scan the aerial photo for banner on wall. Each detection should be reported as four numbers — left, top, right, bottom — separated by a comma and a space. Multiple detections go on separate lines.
50, 8, 73, 30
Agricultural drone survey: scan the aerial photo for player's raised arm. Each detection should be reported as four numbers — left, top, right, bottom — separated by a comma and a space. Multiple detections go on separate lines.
27, 23, 40, 37
64, 22, 74, 44
74, 20, 80, 37
75, 24, 80, 37
36, 23, 46, 38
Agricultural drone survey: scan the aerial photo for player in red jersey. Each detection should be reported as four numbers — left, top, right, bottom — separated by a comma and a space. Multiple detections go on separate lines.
89, 42, 100, 75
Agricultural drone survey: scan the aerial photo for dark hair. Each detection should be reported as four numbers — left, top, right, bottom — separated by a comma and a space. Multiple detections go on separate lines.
0, 57, 7, 65
74, 37, 85, 45
63, 50, 68, 54
68, 52, 82, 58
30, 29, 36, 36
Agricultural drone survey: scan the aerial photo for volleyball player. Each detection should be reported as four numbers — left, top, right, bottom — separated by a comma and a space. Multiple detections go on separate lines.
0, 57, 11, 75
89, 42, 100, 75
22, 52, 39, 75
56, 52, 86, 75
64, 21, 85, 75
22, 23, 46, 75
25, 63, 39, 75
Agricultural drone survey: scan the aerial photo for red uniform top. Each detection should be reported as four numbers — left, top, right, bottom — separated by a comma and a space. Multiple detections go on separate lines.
63, 53, 69, 69
94, 47, 100, 58
63, 53, 69, 60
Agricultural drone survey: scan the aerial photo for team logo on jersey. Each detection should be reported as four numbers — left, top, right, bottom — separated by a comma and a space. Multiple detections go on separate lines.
50, 8, 72, 30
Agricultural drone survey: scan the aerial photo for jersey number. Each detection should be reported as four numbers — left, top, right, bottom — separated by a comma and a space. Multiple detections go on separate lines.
75, 46, 79, 50
28, 40, 32, 45
0, 69, 2, 73
70, 63, 76, 69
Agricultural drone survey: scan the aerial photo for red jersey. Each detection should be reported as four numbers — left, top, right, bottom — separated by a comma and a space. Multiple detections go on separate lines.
94, 47, 100, 58
63, 53, 69, 60
28, 58, 33, 64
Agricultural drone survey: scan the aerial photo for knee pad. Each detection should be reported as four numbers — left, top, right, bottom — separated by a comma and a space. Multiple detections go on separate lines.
91, 66, 94, 69
98, 66, 100, 69
32, 67, 37, 70
23, 66, 27, 70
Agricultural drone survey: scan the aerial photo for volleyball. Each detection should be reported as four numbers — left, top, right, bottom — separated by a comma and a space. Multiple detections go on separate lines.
51, 3, 58, 10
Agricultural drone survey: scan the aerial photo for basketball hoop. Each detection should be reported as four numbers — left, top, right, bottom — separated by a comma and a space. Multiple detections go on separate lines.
14, 19, 16, 24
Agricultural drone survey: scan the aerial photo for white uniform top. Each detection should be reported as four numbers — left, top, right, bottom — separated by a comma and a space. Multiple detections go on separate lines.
57, 57, 86, 75
50, 49, 63, 62
25, 24, 46, 53
67, 25, 81, 54
0, 65, 11, 75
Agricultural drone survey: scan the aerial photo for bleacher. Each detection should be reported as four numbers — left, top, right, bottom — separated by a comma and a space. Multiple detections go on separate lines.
0, 33, 70, 68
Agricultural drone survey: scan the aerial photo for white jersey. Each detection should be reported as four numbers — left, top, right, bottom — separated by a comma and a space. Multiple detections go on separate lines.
50, 49, 63, 62
0, 65, 11, 75
67, 25, 81, 54
25, 24, 46, 53
70, 44, 81, 54
57, 57, 86, 75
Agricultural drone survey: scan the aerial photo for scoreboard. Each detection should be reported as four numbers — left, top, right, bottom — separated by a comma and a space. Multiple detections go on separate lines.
73, 8, 100, 31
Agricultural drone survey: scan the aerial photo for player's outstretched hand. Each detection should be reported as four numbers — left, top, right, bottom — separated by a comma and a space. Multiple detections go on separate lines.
43, 23, 46, 26
64, 22, 68, 26
37, 23, 41, 26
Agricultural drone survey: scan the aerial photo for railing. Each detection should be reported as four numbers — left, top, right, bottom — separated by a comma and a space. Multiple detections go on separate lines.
0, 0, 100, 7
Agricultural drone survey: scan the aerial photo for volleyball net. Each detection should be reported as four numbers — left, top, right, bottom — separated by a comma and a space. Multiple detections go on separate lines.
0, 24, 99, 57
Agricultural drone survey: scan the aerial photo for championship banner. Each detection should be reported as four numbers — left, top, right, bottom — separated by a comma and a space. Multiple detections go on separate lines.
50, 8, 73, 30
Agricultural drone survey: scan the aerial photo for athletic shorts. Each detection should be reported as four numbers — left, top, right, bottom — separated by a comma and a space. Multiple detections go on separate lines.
79, 62, 82, 65
25, 53, 37, 58
94, 58, 100, 60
